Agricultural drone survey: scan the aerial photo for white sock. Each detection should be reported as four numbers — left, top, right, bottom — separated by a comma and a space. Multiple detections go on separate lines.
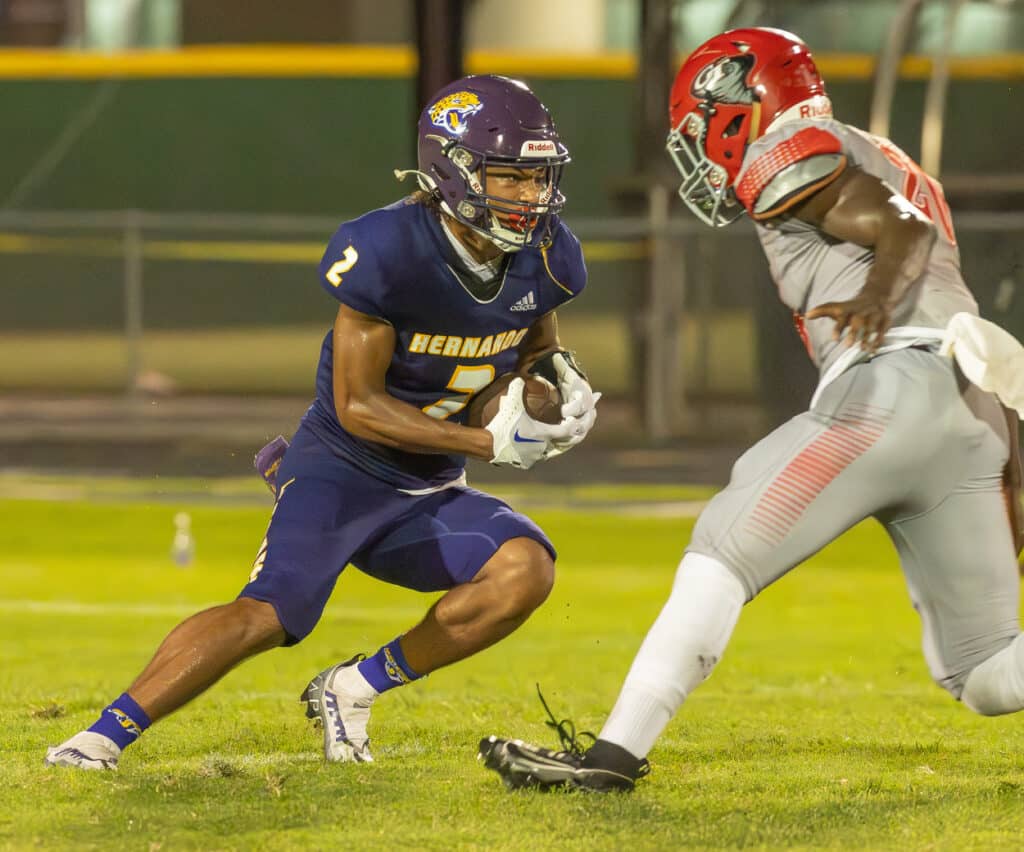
338, 663, 380, 702
598, 552, 745, 758
961, 633, 1024, 716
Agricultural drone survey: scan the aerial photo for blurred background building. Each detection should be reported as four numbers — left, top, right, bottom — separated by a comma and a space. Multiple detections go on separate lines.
1, 0, 1022, 476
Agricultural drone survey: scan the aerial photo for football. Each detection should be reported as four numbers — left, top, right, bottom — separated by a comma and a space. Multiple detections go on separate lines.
465, 373, 562, 427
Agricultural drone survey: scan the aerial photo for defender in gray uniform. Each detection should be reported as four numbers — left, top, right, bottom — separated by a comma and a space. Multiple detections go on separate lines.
480, 26, 1024, 792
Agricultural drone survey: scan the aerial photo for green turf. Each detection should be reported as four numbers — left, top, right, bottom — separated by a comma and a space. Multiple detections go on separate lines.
3, 485, 1024, 850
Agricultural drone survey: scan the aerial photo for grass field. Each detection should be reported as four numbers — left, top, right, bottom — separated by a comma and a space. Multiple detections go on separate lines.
4, 478, 1024, 850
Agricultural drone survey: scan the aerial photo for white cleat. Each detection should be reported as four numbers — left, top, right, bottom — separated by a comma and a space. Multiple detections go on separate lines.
44, 731, 121, 771
300, 654, 377, 763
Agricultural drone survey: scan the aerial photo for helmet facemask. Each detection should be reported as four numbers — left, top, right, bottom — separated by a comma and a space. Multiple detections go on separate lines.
421, 136, 567, 252
666, 108, 748, 228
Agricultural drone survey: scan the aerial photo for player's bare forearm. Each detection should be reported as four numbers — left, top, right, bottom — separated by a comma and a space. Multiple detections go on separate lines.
857, 204, 935, 308
797, 167, 937, 349
515, 312, 562, 372
331, 305, 494, 459
337, 392, 494, 459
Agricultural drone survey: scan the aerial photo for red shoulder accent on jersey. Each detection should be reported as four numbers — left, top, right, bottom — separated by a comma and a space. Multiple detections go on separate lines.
736, 127, 843, 213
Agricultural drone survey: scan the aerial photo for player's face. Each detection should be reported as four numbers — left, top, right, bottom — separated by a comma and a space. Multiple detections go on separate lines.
485, 166, 548, 203
483, 166, 550, 233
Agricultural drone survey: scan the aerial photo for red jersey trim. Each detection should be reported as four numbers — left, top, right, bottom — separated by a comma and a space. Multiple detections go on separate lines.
736, 127, 844, 214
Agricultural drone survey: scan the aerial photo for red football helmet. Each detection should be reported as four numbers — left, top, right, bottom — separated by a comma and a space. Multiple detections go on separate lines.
666, 27, 832, 226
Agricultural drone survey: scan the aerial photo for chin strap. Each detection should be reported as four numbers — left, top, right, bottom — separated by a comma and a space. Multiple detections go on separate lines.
393, 168, 437, 194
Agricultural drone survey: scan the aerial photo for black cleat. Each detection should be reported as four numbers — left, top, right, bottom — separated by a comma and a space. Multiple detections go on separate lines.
478, 687, 650, 793
478, 735, 649, 793
575, 739, 650, 792
478, 735, 582, 790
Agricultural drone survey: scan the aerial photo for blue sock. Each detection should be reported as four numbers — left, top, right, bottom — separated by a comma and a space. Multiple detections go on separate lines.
357, 637, 423, 694
87, 692, 152, 750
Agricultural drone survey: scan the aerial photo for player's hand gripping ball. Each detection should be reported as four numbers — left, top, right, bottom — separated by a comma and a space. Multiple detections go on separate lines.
465, 373, 562, 428
468, 374, 581, 470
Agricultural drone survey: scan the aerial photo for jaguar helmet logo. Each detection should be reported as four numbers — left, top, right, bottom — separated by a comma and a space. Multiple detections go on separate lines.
691, 54, 756, 105
429, 91, 484, 134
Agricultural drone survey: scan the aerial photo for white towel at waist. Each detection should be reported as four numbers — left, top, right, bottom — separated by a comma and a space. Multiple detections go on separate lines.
939, 312, 1024, 417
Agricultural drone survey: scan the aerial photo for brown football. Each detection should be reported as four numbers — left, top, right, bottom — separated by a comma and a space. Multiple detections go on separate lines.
465, 373, 562, 427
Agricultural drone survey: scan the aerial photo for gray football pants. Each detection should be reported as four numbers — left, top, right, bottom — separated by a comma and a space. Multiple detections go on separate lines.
689, 347, 1020, 697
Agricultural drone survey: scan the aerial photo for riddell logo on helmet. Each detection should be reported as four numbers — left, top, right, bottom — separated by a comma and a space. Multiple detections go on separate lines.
800, 101, 832, 119
767, 97, 834, 132
521, 140, 556, 156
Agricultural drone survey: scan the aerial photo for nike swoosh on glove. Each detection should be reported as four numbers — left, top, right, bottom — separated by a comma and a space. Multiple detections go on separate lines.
485, 377, 586, 470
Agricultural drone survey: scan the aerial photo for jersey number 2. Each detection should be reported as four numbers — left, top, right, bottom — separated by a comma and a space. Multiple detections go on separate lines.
326, 246, 359, 287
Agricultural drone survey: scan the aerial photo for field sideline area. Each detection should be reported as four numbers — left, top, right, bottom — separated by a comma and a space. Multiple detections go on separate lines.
4, 477, 1024, 850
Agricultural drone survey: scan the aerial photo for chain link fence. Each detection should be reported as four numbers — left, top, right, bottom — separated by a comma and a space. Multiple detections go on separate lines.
3, 207, 1022, 440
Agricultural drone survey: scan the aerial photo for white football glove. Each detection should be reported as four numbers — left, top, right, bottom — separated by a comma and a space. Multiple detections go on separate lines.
550, 351, 596, 413
545, 352, 601, 458
485, 377, 586, 470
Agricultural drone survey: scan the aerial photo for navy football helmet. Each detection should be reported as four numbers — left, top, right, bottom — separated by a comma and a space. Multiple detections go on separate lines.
403, 74, 570, 251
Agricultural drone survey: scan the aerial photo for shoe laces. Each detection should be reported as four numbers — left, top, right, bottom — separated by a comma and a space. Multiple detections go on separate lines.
536, 684, 596, 759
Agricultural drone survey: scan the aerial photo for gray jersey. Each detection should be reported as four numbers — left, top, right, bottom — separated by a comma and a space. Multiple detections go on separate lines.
735, 118, 978, 374
689, 120, 1018, 700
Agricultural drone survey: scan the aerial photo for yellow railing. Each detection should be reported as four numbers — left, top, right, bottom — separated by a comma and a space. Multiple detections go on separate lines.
0, 44, 1022, 80
0, 231, 650, 265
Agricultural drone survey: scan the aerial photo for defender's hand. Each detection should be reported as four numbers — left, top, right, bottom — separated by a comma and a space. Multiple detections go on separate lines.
806, 290, 893, 353
485, 377, 585, 470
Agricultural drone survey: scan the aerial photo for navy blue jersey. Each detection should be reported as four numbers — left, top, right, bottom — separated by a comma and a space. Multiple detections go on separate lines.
302, 196, 586, 490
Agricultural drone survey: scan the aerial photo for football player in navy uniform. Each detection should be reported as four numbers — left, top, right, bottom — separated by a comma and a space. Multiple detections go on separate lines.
45, 75, 599, 769
481, 28, 1024, 792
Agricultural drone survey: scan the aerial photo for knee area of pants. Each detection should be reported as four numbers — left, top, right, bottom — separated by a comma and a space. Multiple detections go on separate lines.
490, 543, 555, 613
933, 670, 967, 702
959, 676, 1005, 717
958, 636, 1024, 717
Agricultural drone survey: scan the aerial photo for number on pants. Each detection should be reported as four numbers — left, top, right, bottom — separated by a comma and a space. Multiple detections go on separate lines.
249, 477, 294, 582
423, 364, 496, 420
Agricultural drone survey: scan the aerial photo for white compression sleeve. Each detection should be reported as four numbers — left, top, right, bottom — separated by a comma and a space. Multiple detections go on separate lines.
961, 633, 1024, 716
598, 552, 745, 759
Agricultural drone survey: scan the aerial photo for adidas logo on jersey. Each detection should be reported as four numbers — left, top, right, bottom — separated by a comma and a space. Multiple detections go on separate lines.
510, 291, 537, 312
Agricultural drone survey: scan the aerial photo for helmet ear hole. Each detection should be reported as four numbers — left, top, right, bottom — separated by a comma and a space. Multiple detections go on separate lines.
722, 115, 744, 138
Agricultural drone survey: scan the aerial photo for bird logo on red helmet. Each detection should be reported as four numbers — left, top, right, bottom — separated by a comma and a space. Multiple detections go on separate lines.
691, 54, 756, 106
